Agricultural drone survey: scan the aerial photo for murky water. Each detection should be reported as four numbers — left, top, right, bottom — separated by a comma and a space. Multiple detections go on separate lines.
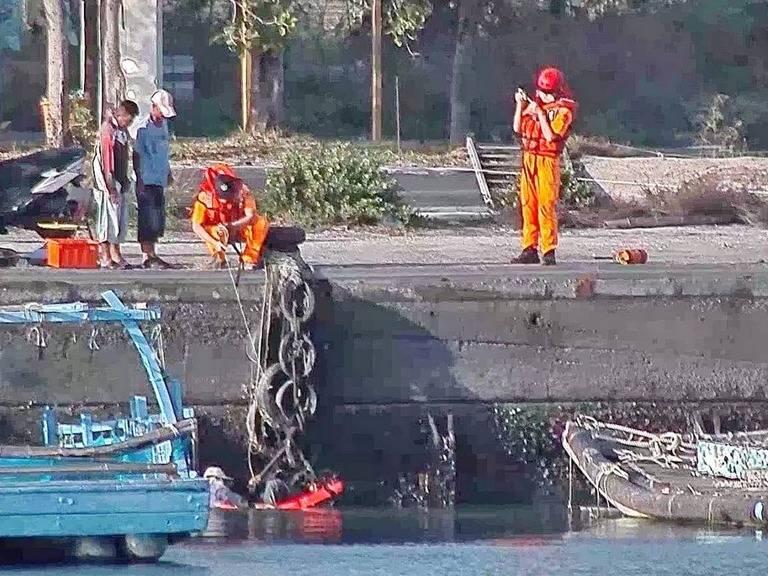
7, 507, 768, 575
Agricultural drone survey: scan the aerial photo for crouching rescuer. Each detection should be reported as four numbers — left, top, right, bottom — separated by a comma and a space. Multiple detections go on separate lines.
511, 67, 577, 266
191, 164, 270, 270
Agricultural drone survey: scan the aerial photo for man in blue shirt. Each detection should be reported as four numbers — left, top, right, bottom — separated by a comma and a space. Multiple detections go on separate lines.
132, 89, 177, 269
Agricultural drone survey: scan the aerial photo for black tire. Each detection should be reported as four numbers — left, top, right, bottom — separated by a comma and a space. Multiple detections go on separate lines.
0, 248, 19, 268
266, 226, 306, 251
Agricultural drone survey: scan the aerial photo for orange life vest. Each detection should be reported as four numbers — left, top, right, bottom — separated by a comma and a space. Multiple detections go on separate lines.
193, 189, 256, 227
519, 98, 577, 158
191, 164, 258, 227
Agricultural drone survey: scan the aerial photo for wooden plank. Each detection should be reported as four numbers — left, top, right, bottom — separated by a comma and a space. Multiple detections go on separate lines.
0, 462, 178, 476
0, 419, 196, 458
477, 144, 520, 151
101, 291, 178, 424
478, 153, 518, 160
481, 162, 520, 170
0, 487, 207, 516
0, 478, 207, 495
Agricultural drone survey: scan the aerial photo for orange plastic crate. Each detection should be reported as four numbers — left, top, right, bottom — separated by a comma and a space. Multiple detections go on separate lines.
46, 238, 99, 269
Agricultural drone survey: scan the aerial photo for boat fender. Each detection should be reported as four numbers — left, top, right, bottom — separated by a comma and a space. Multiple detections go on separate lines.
121, 534, 169, 562
72, 537, 117, 561
754, 501, 765, 522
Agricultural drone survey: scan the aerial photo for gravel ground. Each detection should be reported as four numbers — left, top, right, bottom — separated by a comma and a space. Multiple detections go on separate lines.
3, 224, 767, 269
581, 156, 768, 201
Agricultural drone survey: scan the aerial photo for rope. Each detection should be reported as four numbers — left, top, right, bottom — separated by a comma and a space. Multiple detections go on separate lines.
88, 327, 100, 352
225, 256, 256, 358
568, 453, 574, 515
149, 324, 165, 369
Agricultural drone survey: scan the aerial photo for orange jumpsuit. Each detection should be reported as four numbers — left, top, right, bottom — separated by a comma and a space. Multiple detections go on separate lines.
190, 165, 270, 265
518, 99, 576, 254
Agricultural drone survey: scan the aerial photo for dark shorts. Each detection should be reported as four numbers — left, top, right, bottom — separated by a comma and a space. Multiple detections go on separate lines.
137, 184, 166, 243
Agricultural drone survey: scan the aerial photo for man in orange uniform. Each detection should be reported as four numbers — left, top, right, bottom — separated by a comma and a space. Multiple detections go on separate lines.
190, 164, 270, 270
511, 67, 578, 266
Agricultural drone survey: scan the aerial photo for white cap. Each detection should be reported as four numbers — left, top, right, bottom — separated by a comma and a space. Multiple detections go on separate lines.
203, 466, 232, 481
150, 89, 176, 119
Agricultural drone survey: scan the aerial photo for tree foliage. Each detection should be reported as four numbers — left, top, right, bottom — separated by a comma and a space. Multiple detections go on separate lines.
342, 0, 433, 54
215, 0, 298, 55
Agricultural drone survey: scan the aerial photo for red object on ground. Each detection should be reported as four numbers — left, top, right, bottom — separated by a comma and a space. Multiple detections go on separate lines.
616, 248, 648, 265
46, 238, 99, 269
275, 479, 345, 511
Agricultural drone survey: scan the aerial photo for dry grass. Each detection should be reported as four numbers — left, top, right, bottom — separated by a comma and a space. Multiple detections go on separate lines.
644, 174, 767, 224
170, 130, 468, 168
564, 172, 768, 228
567, 135, 645, 159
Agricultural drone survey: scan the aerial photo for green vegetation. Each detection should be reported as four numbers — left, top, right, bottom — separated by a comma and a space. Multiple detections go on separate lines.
261, 143, 414, 226
169, 131, 468, 167
68, 92, 97, 148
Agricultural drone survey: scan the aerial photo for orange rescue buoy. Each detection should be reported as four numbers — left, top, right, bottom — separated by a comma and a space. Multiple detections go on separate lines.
615, 249, 648, 265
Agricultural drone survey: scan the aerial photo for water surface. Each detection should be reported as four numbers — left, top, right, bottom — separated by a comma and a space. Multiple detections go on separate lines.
6, 506, 768, 576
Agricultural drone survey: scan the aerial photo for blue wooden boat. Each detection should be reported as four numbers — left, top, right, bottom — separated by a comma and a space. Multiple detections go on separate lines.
0, 291, 209, 562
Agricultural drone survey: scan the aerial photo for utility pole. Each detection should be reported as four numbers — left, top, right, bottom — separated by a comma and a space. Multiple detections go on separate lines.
101, 0, 125, 114
79, 0, 86, 93
371, 0, 382, 142
42, 0, 70, 147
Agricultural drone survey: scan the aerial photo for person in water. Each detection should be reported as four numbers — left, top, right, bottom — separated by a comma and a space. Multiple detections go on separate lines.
204, 466, 247, 510
251, 472, 291, 509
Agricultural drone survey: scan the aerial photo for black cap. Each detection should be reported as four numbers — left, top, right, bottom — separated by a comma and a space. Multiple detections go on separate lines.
214, 173, 242, 200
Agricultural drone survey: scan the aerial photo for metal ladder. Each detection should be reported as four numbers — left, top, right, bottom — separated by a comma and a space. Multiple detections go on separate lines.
466, 137, 521, 211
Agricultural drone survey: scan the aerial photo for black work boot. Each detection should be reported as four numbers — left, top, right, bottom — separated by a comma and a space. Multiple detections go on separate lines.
542, 250, 557, 266
511, 247, 540, 264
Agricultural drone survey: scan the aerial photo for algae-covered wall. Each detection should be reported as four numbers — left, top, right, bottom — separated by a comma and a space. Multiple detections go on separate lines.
1, 265, 768, 503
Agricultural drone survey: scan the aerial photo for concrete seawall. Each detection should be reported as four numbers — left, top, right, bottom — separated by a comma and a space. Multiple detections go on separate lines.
1, 263, 767, 502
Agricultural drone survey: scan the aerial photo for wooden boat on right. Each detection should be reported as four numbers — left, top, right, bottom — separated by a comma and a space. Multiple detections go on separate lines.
563, 415, 768, 527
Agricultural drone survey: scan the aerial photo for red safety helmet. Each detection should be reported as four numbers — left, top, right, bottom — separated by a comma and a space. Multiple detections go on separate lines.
200, 163, 239, 195
536, 67, 568, 96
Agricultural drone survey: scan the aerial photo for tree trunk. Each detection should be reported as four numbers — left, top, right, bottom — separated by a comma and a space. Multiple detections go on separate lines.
43, 0, 70, 147
371, 0, 382, 141
84, 0, 99, 109
264, 50, 284, 129
240, 49, 250, 131
248, 49, 265, 133
100, 0, 125, 117
449, 0, 477, 145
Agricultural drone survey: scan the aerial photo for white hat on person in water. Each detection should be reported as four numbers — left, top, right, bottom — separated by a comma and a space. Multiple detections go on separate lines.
150, 89, 176, 118
203, 466, 232, 481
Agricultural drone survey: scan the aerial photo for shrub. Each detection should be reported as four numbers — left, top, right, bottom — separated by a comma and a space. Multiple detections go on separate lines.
68, 91, 97, 148
642, 173, 768, 225
262, 144, 413, 227
690, 93, 746, 152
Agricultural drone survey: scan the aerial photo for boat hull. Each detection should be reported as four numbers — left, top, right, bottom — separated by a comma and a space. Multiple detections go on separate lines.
563, 420, 768, 527
0, 478, 209, 538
